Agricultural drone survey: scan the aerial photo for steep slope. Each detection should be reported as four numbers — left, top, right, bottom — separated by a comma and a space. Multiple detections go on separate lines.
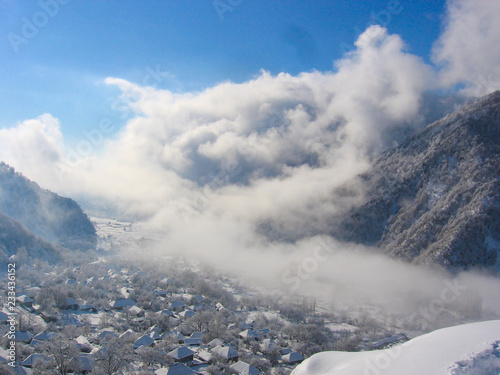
332, 91, 500, 269
0, 212, 61, 263
292, 320, 500, 375
0, 162, 96, 251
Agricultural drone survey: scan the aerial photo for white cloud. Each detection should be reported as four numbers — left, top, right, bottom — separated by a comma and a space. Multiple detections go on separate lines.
0, 114, 65, 188
1, 26, 435, 231
1, 22, 500, 320
433, 0, 500, 96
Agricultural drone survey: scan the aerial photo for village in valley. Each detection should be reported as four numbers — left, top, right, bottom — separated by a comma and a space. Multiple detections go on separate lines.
0, 219, 387, 375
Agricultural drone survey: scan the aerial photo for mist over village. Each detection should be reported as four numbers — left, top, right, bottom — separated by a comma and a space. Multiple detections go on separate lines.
0, 0, 500, 374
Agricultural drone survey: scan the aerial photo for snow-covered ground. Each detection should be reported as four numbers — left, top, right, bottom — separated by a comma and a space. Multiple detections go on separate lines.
292, 320, 500, 375
91, 217, 165, 249
325, 323, 358, 333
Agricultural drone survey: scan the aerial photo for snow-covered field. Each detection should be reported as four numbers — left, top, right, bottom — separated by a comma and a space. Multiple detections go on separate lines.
91, 217, 166, 249
292, 320, 500, 375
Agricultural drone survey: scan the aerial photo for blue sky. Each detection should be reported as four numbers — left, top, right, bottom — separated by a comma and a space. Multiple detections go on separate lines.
1, 0, 447, 142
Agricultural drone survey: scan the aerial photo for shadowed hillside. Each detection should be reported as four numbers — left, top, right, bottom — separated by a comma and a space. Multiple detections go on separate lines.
332, 91, 500, 269
0, 162, 96, 252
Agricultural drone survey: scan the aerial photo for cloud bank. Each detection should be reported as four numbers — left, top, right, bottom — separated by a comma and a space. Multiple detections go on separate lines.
0, 114, 64, 186
432, 0, 500, 96
2, 26, 433, 216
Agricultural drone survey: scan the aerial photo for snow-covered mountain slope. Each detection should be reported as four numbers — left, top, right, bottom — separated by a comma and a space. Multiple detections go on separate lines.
0, 211, 61, 263
292, 320, 500, 375
331, 91, 500, 269
0, 162, 96, 251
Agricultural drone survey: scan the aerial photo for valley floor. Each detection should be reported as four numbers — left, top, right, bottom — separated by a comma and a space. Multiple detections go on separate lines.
0, 219, 498, 374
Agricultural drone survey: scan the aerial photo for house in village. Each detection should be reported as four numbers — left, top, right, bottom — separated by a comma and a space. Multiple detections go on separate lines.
183, 338, 202, 346
230, 360, 261, 375
21, 354, 48, 368
168, 346, 195, 363
155, 363, 196, 375
239, 329, 259, 341
30, 338, 44, 349
155, 290, 168, 297
15, 331, 33, 343
240, 322, 253, 330
163, 330, 185, 344
210, 345, 239, 363
62, 297, 79, 310
207, 338, 224, 348
215, 302, 224, 311
282, 351, 304, 364
184, 332, 203, 346
24, 286, 41, 298
0, 311, 8, 324
110, 298, 136, 310
76, 336, 93, 353
171, 301, 186, 311
78, 304, 97, 313
98, 330, 119, 341
260, 338, 279, 353
192, 294, 204, 303
16, 295, 33, 309
189, 332, 203, 340
191, 304, 204, 312
178, 309, 195, 319
33, 331, 57, 342
119, 329, 138, 341
370, 333, 408, 349
160, 309, 174, 317
128, 305, 145, 317
133, 334, 155, 350
146, 325, 163, 340
79, 354, 95, 373
197, 348, 213, 364
40, 311, 58, 323
159, 277, 173, 287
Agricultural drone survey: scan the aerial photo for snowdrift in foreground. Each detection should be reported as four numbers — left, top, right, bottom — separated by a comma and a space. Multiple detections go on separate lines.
292, 320, 500, 375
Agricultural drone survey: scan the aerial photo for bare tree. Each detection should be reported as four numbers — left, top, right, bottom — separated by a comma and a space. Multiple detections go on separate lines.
136, 346, 168, 370
42, 336, 81, 375
267, 347, 282, 366
188, 310, 214, 333
207, 311, 228, 341
18, 310, 37, 332
0, 363, 16, 375
92, 338, 133, 375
